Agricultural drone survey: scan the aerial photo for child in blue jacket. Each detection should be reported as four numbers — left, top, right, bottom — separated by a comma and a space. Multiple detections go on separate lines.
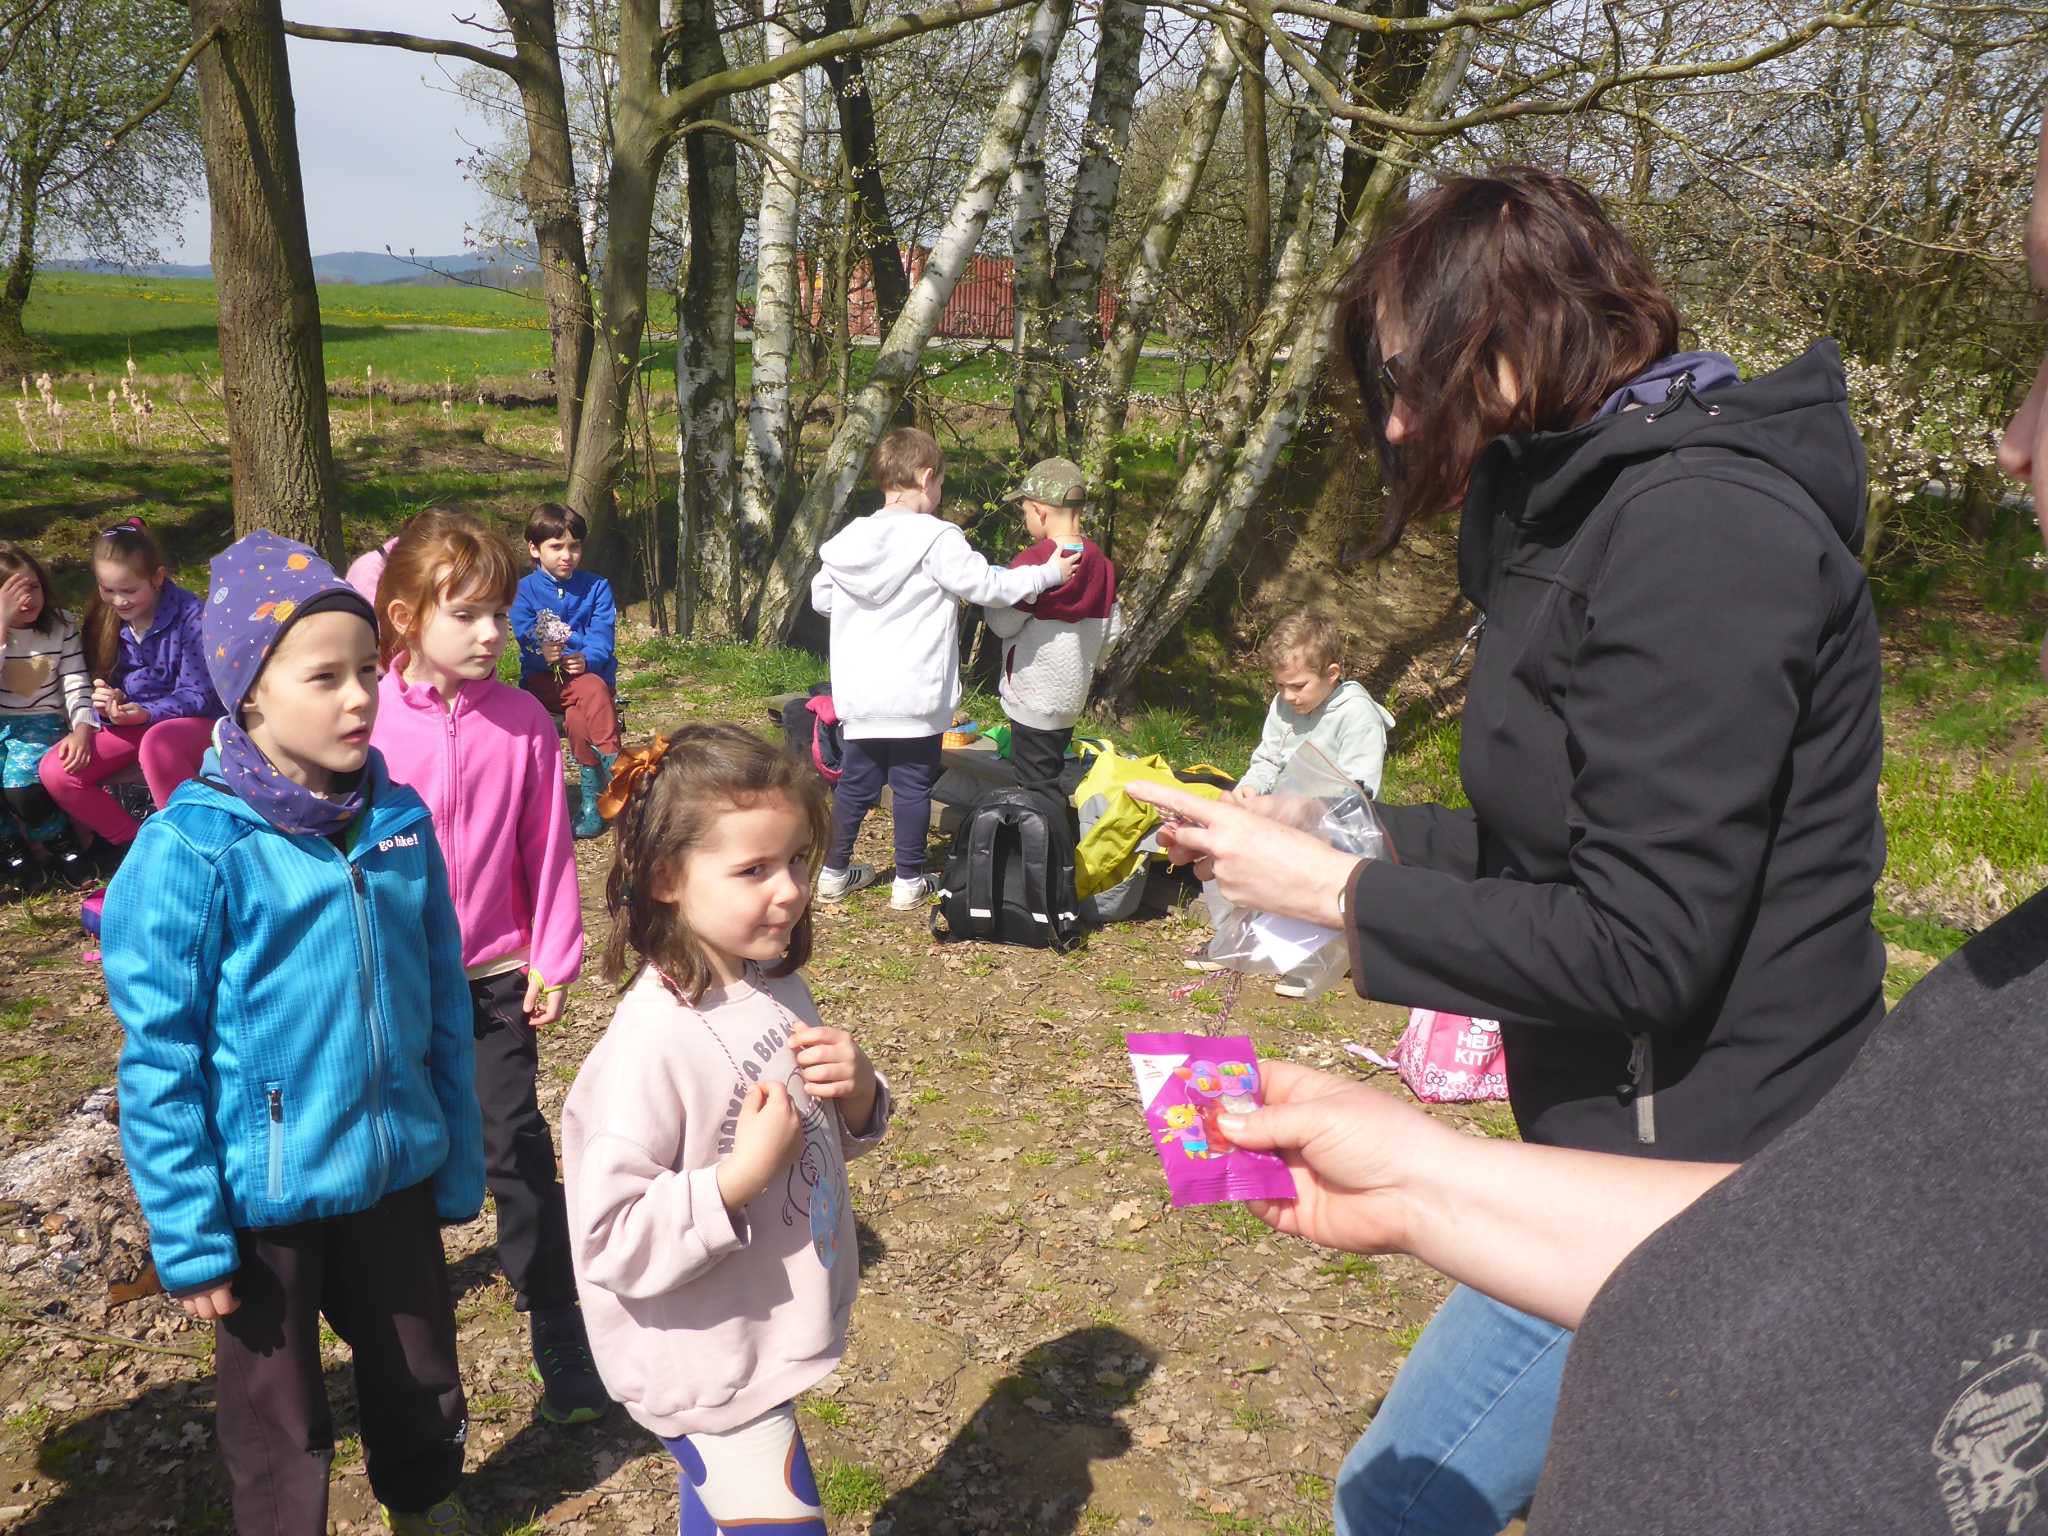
509, 503, 619, 839
103, 532, 486, 1536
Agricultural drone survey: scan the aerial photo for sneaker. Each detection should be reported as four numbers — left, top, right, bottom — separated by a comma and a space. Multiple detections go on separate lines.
816, 864, 880, 901
37, 826, 96, 888
1273, 974, 1312, 1000
0, 828, 33, 894
528, 1304, 609, 1425
382, 1496, 479, 1535
889, 872, 938, 911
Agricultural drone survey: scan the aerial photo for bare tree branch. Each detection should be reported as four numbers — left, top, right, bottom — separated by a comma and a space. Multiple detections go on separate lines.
659, 0, 1038, 129
102, 22, 220, 150
279, 20, 518, 77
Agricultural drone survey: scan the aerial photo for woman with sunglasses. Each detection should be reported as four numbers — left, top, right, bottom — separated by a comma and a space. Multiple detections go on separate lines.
1134, 167, 1885, 1536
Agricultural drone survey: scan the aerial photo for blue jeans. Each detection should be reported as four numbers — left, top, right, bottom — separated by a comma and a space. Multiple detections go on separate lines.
1334, 1285, 1572, 1536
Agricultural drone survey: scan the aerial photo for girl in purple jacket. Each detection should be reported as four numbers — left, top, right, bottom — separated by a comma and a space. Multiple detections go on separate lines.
39, 519, 220, 853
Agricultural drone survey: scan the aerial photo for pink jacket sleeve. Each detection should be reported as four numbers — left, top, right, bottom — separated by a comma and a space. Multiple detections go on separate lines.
523, 718, 585, 991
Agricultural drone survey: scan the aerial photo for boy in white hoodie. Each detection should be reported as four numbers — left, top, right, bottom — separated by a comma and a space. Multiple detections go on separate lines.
811, 429, 1078, 909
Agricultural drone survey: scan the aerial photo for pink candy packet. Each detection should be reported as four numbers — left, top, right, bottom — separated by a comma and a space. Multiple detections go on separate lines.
1126, 1032, 1298, 1208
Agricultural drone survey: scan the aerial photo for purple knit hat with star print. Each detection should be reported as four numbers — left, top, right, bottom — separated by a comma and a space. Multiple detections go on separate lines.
204, 530, 375, 720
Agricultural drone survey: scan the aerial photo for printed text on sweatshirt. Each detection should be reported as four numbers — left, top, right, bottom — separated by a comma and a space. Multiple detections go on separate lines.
563, 966, 891, 1438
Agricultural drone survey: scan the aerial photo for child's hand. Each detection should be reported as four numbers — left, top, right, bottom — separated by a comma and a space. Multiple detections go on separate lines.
561, 651, 587, 676
55, 723, 93, 773
178, 1281, 240, 1321
0, 570, 36, 631
717, 1080, 802, 1213
1050, 546, 1083, 587
541, 640, 563, 664
792, 1026, 880, 1136
90, 678, 121, 717
523, 970, 565, 1028
789, 1026, 871, 1101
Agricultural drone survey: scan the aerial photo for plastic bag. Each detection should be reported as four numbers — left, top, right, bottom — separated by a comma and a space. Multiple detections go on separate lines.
1126, 1032, 1297, 1208
1202, 741, 1387, 998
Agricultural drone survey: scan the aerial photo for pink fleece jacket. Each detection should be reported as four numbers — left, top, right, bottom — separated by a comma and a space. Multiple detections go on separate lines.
371, 665, 583, 988
562, 964, 891, 1438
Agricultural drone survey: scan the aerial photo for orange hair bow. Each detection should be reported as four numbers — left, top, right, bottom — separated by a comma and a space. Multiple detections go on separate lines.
598, 735, 670, 821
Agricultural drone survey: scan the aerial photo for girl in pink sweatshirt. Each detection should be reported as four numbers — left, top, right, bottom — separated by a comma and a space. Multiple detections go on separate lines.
563, 723, 889, 1530
368, 513, 610, 1426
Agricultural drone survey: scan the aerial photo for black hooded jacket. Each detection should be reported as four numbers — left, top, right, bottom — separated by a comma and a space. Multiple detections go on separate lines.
1345, 341, 1887, 1160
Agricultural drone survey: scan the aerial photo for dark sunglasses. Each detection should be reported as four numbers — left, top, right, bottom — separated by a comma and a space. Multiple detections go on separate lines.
1378, 352, 1406, 399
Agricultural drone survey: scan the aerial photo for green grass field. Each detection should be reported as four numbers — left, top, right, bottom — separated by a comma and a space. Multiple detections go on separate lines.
17, 272, 1207, 401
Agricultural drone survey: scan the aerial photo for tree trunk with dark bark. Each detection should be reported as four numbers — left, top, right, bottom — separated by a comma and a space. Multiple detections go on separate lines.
499, 0, 594, 467
819, 0, 910, 341
0, 177, 39, 350
189, 0, 340, 563
1242, 36, 1270, 312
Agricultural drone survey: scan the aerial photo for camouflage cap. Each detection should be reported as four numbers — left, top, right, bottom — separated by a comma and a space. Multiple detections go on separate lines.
1002, 456, 1087, 508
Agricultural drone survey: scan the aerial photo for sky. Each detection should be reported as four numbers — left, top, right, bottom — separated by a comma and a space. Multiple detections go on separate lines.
165, 4, 502, 264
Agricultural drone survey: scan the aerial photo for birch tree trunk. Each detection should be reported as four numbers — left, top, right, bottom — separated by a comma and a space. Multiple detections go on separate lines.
1117, 22, 1355, 616
1077, 20, 1240, 521
675, 0, 743, 637
189, 0, 341, 563
1011, 92, 1060, 462
1047, 0, 1142, 455
749, 0, 1073, 641
1097, 24, 1478, 701
738, 11, 806, 538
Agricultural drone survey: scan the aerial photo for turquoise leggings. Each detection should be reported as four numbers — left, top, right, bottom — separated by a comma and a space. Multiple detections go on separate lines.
0, 715, 67, 842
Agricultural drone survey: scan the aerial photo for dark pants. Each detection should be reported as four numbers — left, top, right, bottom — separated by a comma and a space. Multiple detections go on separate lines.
1007, 720, 1073, 794
471, 970, 577, 1311
826, 733, 942, 879
214, 1180, 466, 1533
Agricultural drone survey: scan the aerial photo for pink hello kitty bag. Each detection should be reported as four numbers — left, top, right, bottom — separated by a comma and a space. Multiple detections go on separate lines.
1394, 1010, 1508, 1104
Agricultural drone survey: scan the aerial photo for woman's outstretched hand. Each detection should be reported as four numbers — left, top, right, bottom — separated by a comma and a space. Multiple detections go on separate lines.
1127, 780, 1360, 930
1221, 1059, 1449, 1255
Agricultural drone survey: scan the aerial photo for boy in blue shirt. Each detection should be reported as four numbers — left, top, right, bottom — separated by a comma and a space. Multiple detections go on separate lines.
510, 504, 620, 838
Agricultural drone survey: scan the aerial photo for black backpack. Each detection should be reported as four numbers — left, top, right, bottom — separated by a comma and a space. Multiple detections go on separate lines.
929, 788, 1085, 953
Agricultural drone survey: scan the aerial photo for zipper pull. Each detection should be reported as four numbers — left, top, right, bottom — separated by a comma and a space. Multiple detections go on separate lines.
1452, 614, 1486, 670
1618, 1035, 1647, 1099
268, 1087, 282, 1123
349, 862, 366, 893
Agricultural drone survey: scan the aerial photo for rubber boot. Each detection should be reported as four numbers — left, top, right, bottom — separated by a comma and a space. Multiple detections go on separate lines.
572, 763, 605, 840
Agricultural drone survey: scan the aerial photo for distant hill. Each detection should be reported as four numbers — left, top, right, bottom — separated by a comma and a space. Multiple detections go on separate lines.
47, 246, 541, 289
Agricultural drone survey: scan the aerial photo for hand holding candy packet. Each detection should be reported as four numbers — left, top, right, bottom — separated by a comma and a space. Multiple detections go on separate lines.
1126, 1031, 1298, 1208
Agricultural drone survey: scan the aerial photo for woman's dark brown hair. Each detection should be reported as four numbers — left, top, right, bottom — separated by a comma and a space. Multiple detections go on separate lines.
1335, 167, 1681, 552
602, 721, 830, 1000
83, 517, 166, 677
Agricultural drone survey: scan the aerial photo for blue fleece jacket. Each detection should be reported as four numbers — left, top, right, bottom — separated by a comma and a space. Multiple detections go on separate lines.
511, 568, 617, 688
104, 749, 485, 1296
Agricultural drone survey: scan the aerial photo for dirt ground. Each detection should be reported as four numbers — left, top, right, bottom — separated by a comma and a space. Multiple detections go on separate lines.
0, 647, 1526, 1536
